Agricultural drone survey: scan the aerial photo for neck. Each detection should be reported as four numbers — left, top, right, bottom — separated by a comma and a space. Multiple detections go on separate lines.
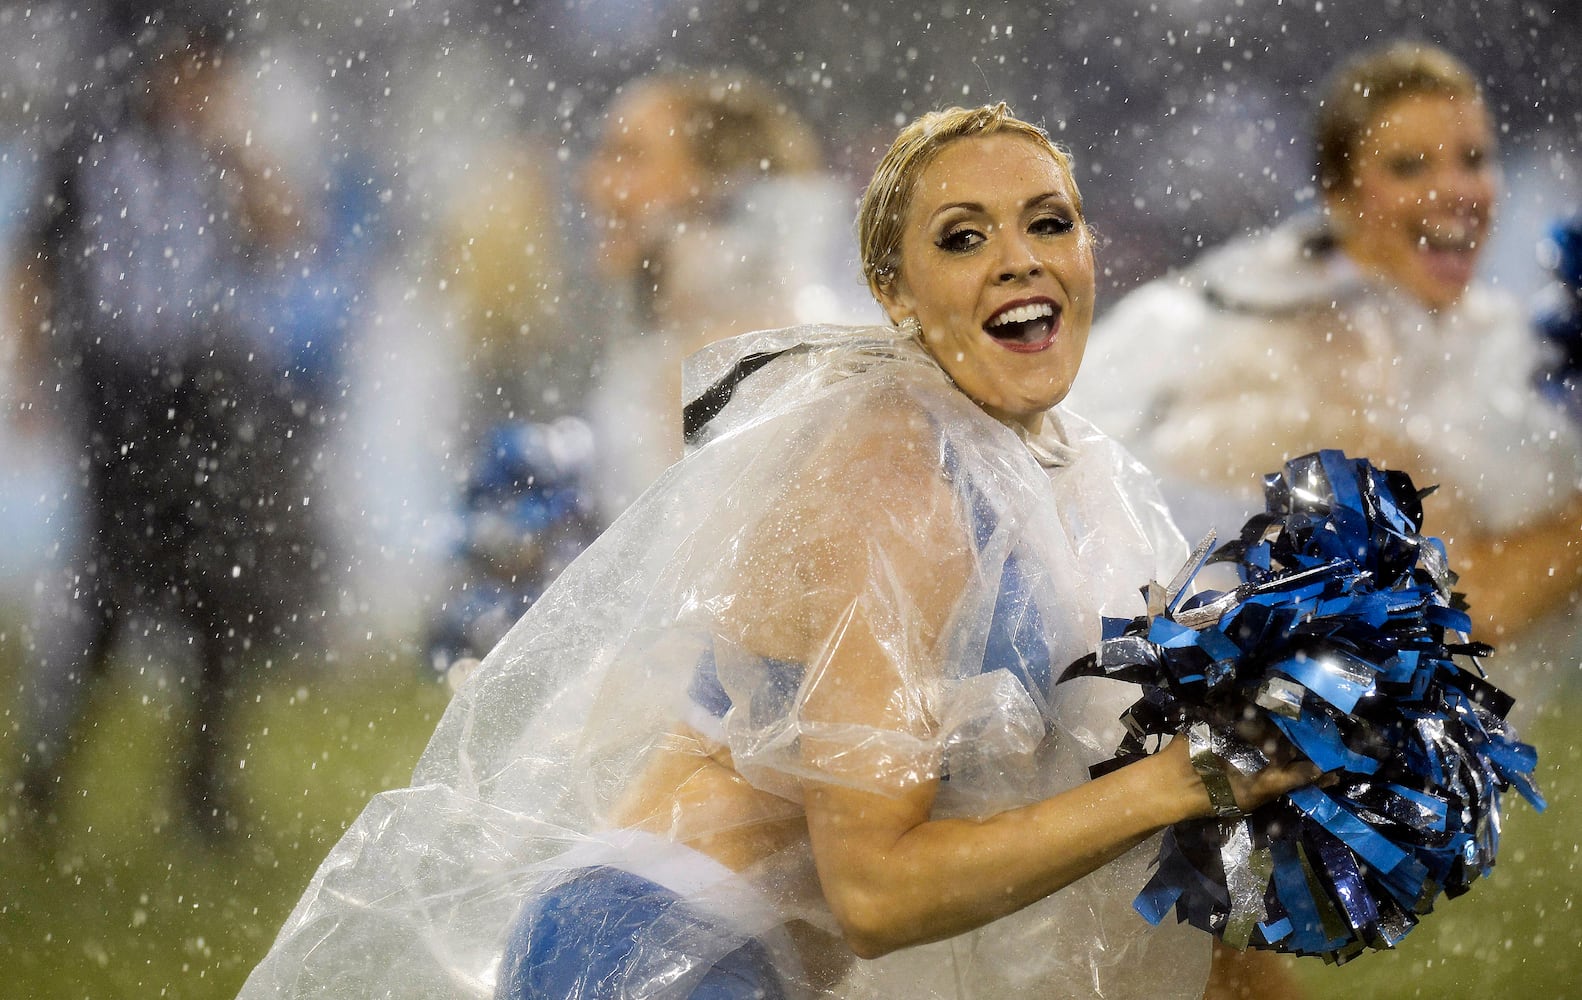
982, 402, 1045, 437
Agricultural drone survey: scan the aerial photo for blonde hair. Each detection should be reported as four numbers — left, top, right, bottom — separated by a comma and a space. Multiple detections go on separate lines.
857, 103, 1080, 299
1315, 42, 1482, 196
639, 70, 820, 183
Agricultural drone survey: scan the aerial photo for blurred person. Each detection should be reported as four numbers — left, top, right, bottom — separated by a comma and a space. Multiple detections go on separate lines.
582, 69, 877, 521
417, 126, 602, 679
582, 69, 818, 291
1066, 42, 1582, 661
421, 71, 857, 666
1068, 47, 1582, 993
434, 136, 579, 431
13, 17, 352, 841
241, 102, 1320, 1000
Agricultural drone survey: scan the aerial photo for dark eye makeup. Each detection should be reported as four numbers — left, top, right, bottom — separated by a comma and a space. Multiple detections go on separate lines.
1386, 154, 1427, 179
936, 227, 985, 253
934, 212, 1075, 254
1031, 215, 1076, 236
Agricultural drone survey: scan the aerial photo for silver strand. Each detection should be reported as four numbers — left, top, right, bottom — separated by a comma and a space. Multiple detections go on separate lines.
1188, 721, 1246, 819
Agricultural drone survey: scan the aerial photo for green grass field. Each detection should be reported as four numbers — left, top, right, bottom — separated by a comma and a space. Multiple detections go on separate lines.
0, 628, 450, 999
1, 624, 1575, 999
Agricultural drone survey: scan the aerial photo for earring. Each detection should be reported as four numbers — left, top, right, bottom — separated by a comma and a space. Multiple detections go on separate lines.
899, 316, 923, 339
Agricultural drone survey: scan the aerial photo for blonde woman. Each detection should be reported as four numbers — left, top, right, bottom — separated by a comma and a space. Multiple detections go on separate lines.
243, 104, 1316, 1000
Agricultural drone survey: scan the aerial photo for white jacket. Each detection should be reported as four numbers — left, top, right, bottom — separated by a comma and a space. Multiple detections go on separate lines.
1066, 216, 1582, 543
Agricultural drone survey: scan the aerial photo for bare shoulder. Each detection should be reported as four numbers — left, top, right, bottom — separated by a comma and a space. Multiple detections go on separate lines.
727, 377, 978, 661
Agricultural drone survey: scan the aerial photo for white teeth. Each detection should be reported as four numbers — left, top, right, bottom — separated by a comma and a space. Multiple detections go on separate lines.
1415, 221, 1478, 252
1417, 232, 1475, 252
987, 301, 1055, 327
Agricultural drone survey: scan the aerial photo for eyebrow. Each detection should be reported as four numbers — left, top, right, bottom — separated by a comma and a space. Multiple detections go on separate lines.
927, 191, 1071, 223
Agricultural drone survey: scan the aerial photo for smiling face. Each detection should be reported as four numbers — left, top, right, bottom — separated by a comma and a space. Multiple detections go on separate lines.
877, 133, 1095, 433
1328, 92, 1498, 311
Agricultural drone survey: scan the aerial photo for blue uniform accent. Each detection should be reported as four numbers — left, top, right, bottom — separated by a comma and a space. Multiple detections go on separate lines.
978, 549, 1053, 700
688, 648, 809, 731
496, 866, 786, 1000
428, 419, 599, 673
942, 436, 1054, 698
1534, 213, 1582, 412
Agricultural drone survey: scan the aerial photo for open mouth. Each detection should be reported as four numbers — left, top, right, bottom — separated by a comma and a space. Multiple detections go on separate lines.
984, 298, 1060, 351
1411, 219, 1483, 294
1413, 223, 1479, 254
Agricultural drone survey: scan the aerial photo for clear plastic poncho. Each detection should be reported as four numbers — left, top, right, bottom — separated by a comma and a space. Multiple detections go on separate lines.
240, 325, 1211, 999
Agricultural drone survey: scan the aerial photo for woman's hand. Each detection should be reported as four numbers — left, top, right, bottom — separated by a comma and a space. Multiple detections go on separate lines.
1223, 754, 1324, 817
1158, 725, 1322, 821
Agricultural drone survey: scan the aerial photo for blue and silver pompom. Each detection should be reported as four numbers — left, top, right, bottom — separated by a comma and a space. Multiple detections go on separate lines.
1062, 450, 1543, 963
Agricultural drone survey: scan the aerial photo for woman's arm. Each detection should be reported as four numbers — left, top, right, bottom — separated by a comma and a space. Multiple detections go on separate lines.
1204, 941, 1306, 1000
1156, 378, 1582, 638
798, 583, 1318, 960
748, 397, 1315, 958
1441, 489, 1582, 637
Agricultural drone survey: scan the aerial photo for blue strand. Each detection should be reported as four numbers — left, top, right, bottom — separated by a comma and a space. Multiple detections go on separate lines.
1060, 450, 1543, 962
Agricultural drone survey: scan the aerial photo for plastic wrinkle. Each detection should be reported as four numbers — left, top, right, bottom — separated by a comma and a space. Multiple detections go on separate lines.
240, 325, 1215, 999
1059, 450, 1544, 963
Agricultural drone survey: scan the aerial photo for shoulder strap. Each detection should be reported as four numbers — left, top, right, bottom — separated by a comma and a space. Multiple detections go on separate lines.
681, 348, 792, 445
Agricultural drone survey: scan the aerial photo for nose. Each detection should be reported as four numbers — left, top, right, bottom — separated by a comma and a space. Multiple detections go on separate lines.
1433, 160, 1492, 210
996, 232, 1043, 283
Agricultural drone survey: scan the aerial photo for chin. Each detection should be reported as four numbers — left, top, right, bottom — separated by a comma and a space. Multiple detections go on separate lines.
1410, 280, 1470, 313
1011, 389, 1069, 420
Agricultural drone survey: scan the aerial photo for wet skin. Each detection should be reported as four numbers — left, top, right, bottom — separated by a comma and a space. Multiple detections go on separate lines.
877, 132, 1096, 435
1329, 91, 1498, 312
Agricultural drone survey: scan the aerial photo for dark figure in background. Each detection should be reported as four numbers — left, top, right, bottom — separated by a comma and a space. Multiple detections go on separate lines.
15, 19, 354, 840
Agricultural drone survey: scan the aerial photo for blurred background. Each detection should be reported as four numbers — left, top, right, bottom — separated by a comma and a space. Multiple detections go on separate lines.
0, 0, 1577, 996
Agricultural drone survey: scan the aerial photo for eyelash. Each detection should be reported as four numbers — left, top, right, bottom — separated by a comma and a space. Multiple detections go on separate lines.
935, 215, 1075, 253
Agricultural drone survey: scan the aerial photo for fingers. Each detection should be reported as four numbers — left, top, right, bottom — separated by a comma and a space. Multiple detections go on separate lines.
1229, 715, 1302, 765
1262, 760, 1320, 800
1228, 758, 1322, 815
1177, 724, 1328, 819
